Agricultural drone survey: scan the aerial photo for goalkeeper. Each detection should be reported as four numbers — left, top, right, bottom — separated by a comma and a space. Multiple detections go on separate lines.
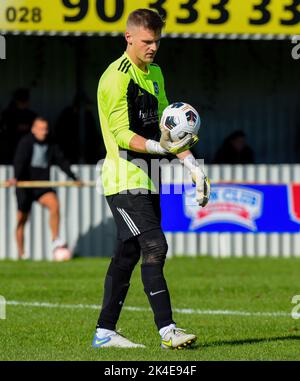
93, 8, 210, 349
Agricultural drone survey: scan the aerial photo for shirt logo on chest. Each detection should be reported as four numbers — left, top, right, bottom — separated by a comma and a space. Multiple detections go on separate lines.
31, 144, 48, 168
153, 81, 159, 95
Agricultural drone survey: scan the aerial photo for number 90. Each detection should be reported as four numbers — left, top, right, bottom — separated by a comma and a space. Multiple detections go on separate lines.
63, 0, 124, 22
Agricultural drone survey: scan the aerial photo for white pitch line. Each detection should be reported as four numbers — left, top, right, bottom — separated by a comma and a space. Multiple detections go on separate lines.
6, 300, 300, 319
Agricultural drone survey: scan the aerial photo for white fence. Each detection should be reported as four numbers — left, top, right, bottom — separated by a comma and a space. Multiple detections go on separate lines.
0, 164, 300, 260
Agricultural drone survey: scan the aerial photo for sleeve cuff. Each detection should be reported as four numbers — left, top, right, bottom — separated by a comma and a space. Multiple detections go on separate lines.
115, 130, 136, 150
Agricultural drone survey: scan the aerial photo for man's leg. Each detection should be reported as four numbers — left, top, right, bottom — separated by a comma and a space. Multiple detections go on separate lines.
38, 192, 60, 240
93, 237, 145, 348
15, 188, 32, 259
16, 211, 29, 258
138, 228, 197, 349
137, 229, 175, 330
97, 237, 140, 330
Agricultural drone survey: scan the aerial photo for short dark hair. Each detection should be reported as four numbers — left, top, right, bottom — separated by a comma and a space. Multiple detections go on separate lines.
13, 88, 30, 102
127, 8, 165, 31
228, 130, 246, 140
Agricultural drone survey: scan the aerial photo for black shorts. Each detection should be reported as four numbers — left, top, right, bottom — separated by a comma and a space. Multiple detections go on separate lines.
106, 190, 162, 242
16, 188, 56, 213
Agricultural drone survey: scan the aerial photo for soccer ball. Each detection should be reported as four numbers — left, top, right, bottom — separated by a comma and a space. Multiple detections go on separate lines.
53, 247, 72, 262
160, 102, 201, 142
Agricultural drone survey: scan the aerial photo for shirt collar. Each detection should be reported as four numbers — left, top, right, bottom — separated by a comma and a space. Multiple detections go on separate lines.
124, 52, 149, 76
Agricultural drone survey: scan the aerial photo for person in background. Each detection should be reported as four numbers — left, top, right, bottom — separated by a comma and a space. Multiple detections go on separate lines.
7, 117, 81, 260
0, 88, 37, 164
213, 130, 254, 164
55, 94, 105, 164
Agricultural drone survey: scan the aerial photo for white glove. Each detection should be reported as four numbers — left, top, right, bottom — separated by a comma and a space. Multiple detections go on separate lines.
145, 139, 168, 155
159, 128, 199, 155
181, 154, 211, 207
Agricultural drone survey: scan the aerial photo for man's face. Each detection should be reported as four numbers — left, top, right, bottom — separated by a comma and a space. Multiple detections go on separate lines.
16, 100, 29, 110
232, 136, 246, 152
126, 26, 161, 65
31, 120, 49, 142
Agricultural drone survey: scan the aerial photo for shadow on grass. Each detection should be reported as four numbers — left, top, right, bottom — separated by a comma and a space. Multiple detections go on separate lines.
200, 335, 300, 348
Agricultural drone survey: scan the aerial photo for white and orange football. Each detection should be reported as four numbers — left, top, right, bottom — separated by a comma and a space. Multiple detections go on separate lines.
53, 247, 72, 262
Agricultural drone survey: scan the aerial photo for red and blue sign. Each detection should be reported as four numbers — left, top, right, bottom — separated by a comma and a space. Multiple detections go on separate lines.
161, 184, 300, 233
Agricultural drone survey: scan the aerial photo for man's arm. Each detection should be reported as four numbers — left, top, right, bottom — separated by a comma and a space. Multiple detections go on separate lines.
13, 137, 32, 180
177, 150, 211, 207
99, 71, 192, 156
99, 73, 165, 155
176, 150, 192, 161
128, 134, 148, 153
128, 131, 196, 156
128, 134, 167, 155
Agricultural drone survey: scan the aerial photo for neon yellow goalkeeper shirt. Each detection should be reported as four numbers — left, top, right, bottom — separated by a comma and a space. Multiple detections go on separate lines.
97, 52, 169, 196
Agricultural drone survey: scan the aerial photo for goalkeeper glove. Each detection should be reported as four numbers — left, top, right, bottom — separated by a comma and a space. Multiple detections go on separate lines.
181, 154, 210, 207
145, 139, 168, 155
159, 127, 199, 155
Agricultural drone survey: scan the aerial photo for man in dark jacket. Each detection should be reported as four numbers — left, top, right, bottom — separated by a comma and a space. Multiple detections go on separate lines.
8, 117, 81, 259
0, 88, 37, 164
213, 130, 255, 164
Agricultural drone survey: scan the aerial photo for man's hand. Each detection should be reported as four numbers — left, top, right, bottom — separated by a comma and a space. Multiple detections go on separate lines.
191, 167, 211, 207
6, 178, 17, 187
73, 180, 84, 187
181, 154, 211, 207
160, 128, 199, 155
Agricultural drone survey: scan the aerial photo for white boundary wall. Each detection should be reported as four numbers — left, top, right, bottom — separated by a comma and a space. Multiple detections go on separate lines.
0, 164, 300, 260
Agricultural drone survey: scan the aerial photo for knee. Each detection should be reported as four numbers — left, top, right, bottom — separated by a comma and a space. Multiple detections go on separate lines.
50, 203, 59, 215
141, 233, 168, 266
17, 213, 28, 228
112, 239, 141, 273
111, 255, 140, 274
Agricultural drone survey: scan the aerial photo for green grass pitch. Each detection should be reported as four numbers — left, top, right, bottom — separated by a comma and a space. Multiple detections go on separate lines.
0, 256, 300, 361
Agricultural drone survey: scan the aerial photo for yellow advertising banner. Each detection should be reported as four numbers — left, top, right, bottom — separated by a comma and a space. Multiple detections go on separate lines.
0, 0, 299, 37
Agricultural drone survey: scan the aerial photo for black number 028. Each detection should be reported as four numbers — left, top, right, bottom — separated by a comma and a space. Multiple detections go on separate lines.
6, 7, 42, 23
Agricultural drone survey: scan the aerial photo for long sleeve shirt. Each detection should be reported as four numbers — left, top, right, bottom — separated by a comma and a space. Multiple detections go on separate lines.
13, 132, 77, 181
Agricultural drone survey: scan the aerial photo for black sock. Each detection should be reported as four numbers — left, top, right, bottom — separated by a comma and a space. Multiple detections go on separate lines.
97, 259, 131, 330
141, 264, 175, 330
